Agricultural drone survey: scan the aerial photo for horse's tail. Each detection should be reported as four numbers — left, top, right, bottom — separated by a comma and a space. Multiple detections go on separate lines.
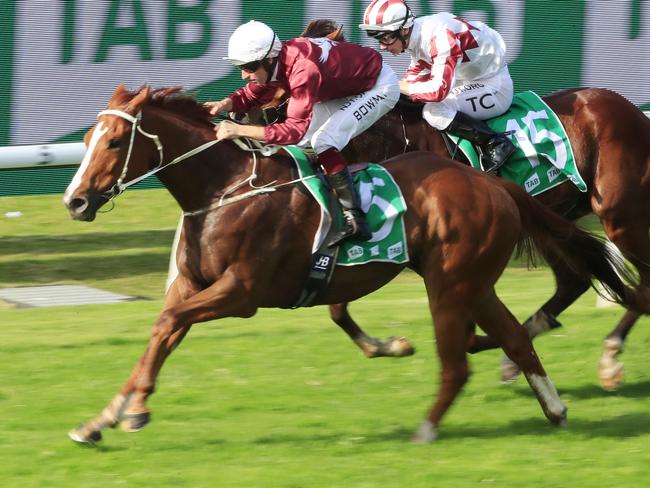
500, 179, 648, 313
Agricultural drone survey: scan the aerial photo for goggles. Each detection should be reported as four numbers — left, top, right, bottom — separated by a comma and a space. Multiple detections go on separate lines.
238, 60, 262, 73
366, 30, 400, 46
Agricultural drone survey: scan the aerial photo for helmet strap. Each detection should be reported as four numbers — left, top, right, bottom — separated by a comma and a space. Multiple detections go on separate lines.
399, 26, 412, 51
260, 33, 278, 79
397, 2, 413, 50
261, 57, 277, 80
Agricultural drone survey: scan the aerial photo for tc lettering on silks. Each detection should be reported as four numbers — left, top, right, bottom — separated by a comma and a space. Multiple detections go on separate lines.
466, 93, 495, 111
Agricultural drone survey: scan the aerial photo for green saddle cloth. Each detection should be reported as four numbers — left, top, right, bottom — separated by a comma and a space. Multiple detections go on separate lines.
283, 146, 409, 266
448, 91, 587, 196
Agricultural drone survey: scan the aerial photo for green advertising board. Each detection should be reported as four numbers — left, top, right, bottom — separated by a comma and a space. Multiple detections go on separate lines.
0, 0, 648, 195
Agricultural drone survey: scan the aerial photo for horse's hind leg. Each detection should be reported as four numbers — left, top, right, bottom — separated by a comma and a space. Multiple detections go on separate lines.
329, 303, 415, 358
598, 219, 650, 390
473, 291, 567, 426
499, 250, 591, 383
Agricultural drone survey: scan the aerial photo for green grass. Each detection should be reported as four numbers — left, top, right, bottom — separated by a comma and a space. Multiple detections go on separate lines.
0, 190, 179, 298
1, 191, 649, 487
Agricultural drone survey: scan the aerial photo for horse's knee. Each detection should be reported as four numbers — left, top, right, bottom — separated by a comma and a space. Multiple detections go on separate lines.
499, 327, 534, 361
441, 363, 470, 389
153, 310, 179, 339
329, 303, 348, 323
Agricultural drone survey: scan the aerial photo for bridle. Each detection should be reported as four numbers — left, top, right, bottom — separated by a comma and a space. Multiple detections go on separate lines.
96, 109, 313, 216
97, 109, 219, 198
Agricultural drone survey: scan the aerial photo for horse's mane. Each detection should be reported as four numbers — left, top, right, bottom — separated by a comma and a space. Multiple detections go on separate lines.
301, 19, 346, 41
110, 85, 214, 127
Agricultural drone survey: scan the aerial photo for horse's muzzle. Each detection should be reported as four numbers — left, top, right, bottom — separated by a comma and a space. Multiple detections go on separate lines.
63, 193, 102, 221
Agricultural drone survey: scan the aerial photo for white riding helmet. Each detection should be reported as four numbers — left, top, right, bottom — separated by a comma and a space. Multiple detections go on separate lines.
359, 0, 415, 32
223, 20, 282, 66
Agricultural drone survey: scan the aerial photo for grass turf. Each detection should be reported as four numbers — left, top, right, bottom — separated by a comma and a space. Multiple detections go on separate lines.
1, 191, 649, 487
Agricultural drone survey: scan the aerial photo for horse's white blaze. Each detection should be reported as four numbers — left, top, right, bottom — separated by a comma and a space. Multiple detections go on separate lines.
527, 373, 565, 416
63, 121, 108, 205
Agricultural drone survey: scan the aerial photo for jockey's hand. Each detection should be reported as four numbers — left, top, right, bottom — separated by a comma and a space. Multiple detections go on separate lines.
215, 120, 240, 141
204, 98, 233, 116
399, 80, 410, 96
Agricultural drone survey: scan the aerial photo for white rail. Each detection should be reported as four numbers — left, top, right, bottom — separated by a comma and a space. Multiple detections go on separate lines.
0, 142, 85, 169
1, 111, 649, 170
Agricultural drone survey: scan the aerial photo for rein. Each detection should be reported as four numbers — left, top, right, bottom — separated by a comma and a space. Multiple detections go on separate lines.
398, 111, 411, 153
97, 109, 315, 217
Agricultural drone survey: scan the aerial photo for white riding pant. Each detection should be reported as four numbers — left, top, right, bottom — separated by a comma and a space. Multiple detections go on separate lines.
422, 65, 513, 130
299, 63, 400, 154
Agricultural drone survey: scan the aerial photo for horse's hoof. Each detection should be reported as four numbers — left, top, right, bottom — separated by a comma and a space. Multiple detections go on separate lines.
500, 355, 521, 383
384, 336, 415, 357
120, 411, 151, 432
599, 362, 625, 391
548, 407, 568, 428
363, 336, 415, 358
68, 426, 102, 445
599, 337, 625, 391
411, 420, 437, 444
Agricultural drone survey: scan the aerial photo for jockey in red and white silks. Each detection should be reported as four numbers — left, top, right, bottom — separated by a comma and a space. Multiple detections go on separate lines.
360, 0, 515, 173
403, 13, 513, 130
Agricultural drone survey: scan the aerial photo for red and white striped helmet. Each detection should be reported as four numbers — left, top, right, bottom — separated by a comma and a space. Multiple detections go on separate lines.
359, 0, 415, 32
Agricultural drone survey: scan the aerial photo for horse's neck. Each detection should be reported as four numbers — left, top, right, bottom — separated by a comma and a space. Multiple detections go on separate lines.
150, 112, 252, 212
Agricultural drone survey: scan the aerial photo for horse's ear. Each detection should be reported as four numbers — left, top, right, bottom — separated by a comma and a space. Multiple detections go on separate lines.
127, 85, 151, 112
113, 83, 127, 97
327, 25, 345, 41
108, 83, 129, 106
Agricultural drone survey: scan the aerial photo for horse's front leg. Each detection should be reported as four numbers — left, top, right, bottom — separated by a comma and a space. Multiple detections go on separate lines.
412, 296, 471, 444
69, 272, 255, 445
329, 302, 415, 358
68, 279, 190, 444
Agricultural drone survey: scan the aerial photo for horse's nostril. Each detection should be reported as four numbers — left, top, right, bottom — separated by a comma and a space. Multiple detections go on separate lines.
69, 197, 89, 214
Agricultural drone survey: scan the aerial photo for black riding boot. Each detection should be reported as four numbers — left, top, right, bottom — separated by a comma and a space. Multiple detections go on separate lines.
325, 168, 372, 247
446, 111, 516, 173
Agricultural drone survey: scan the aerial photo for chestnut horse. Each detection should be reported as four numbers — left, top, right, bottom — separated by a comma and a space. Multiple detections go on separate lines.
63, 85, 645, 445
341, 89, 650, 390
269, 20, 650, 390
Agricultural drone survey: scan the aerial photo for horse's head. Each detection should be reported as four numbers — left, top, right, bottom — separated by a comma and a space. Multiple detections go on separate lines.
63, 84, 168, 221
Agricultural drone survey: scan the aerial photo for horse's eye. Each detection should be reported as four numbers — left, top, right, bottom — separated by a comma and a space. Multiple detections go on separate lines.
107, 138, 121, 150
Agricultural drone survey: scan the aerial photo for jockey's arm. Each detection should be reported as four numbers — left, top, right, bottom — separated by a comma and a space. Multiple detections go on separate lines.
215, 121, 266, 142
204, 97, 233, 115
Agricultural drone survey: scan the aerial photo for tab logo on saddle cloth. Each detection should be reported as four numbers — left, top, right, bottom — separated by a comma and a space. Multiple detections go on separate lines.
449, 91, 587, 196
284, 146, 409, 267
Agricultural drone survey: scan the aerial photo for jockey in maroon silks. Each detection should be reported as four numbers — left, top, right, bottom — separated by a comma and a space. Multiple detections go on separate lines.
207, 20, 400, 246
